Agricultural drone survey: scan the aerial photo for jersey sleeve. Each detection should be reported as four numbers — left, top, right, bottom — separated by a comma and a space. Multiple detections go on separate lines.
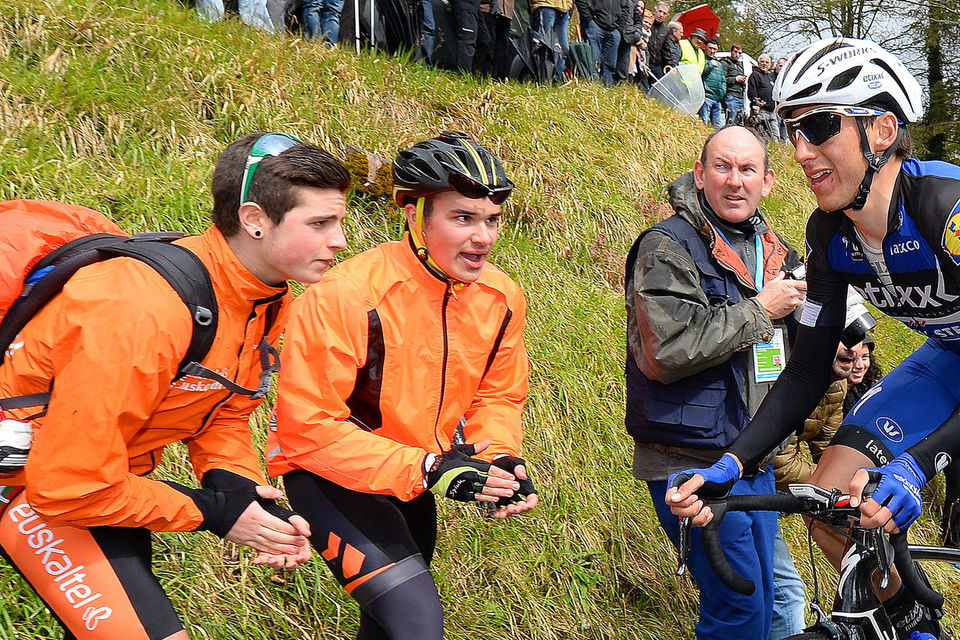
271, 276, 430, 500
22, 260, 209, 531
727, 213, 849, 472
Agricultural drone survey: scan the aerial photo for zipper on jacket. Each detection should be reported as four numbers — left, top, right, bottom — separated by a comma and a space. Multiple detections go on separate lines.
432, 285, 453, 451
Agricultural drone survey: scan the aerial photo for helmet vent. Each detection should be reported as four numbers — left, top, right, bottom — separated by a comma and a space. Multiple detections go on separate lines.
871, 57, 915, 117
790, 84, 823, 102
795, 40, 852, 80
827, 66, 861, 92
413, 158, 443, 181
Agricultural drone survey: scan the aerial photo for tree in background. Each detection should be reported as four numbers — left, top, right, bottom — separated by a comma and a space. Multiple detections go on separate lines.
912, 0, 960, 163
743, 0, 959, 163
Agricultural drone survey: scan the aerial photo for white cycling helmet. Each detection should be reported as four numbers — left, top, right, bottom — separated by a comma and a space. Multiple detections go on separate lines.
773, 37, 923, 122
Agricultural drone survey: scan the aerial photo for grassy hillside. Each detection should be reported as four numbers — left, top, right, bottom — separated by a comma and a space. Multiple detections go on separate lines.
0, 1, 951, 638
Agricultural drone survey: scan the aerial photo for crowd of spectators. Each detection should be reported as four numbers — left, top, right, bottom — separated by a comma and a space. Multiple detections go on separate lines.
184, 0, 792, 136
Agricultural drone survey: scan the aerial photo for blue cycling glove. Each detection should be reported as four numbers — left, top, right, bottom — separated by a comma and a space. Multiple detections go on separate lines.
667, 453, 742, 499
863, 452, 927, 530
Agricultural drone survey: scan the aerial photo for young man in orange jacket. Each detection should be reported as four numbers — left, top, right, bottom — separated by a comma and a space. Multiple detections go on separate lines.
267, 132, 538, 640
0, 132, 350, 640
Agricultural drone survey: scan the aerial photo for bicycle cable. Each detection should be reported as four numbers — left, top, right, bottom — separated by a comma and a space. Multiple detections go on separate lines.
806, 518, 821, 607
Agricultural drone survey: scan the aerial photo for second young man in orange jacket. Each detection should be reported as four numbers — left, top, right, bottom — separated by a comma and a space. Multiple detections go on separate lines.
267, 132, 538, 640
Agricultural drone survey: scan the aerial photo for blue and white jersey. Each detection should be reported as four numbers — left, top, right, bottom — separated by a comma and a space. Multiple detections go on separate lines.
803, 159, 960, 350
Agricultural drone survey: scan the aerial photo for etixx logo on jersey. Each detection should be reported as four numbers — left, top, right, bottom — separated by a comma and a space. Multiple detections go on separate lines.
876, 417, 904, 443
942, 199, 960, 265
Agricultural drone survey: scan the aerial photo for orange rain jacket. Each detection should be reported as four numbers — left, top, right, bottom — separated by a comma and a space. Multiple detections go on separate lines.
266, 235, 529, 500
0, 226, 289, 531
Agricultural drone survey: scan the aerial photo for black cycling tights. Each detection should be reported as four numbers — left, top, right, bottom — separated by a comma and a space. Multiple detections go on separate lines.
283, 470, 444, 640
356, 570, 444, 640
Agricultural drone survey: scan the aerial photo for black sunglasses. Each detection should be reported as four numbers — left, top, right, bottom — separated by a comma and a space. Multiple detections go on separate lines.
448, 173, 514, 205
783, 106, 887, 147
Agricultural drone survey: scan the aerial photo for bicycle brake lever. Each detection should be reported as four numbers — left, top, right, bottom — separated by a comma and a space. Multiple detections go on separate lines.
874, 528, 893, 589
677, 516, 691, 576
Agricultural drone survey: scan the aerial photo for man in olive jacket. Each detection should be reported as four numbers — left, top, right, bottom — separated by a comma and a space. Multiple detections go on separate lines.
625, 126, 807, 639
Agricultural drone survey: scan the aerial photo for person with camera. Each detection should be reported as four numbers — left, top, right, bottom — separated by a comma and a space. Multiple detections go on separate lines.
626, 125, 807, 639
747, 54, 779, 141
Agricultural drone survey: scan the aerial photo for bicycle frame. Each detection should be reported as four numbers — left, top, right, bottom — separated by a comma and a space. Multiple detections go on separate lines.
685, 484, 953, 640
827, 527, 896, 640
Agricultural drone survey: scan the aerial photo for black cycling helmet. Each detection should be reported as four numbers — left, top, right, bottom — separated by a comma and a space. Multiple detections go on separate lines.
392, 132, 514, 207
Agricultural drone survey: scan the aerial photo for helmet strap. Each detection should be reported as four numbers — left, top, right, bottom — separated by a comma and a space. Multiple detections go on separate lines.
845, 118, 902, 211
409, 196, 468, 289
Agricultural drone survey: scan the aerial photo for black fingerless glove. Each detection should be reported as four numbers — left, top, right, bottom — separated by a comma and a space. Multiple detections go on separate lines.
425, 443, 491, 502
200, 469, 296, 524
164, 480, 259, 538
491, 455, 537, 506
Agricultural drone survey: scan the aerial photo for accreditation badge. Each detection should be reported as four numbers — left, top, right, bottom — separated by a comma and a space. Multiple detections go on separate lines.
753, 327, 786, 383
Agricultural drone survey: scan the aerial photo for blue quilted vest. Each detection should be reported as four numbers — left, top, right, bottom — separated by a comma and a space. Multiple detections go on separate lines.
625, 215, 751, 449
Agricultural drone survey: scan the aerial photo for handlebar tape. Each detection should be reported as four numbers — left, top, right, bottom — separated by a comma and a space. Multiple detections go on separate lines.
890, 532, 944, 611
701, 493, 806, 595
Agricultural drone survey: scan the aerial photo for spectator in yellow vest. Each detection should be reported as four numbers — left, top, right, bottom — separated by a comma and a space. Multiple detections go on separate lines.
678, 26, 706, 73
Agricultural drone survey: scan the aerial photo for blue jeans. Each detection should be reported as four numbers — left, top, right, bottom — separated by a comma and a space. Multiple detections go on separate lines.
302, 0, 345, 42
597, 26, 620, 87
530, 8, 569, 78
238, 0, 275, 33
194, 0, 224, 22
724, 95, 745, 123
649, 470, 777, 640
420, 0, 436, 62
769, 528, 806, 640
700, 98, 726, 127
195, 0, 272, 31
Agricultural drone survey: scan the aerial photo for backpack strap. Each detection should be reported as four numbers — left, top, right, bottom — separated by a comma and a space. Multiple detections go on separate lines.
178, 296, 285, 400
0, 234, 221, 412
98, 237, 218, 378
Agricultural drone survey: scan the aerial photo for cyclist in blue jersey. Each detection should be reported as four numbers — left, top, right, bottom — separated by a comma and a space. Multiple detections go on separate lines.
667, 38, 960, 639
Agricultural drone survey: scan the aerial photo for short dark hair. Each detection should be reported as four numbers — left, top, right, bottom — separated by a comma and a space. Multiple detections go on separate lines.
731, 43, 743, 52
700, 125, 771, 172
860, 113, 914, 160
707, 38, 719, 46
211, 132, 351, 236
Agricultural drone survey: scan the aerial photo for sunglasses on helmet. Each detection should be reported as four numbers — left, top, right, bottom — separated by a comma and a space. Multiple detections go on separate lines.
448, 172, 514, 205
239, 132, 301, 205
783, 106, 888, 147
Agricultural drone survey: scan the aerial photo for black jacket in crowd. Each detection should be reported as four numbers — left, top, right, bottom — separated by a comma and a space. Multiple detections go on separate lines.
748, 68, 775, 112
721, 56, 745, 98
646, 20, 669, 67
574, 0, 630, 31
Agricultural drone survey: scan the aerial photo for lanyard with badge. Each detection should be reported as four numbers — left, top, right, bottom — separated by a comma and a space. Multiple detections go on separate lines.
744, 234, 786, 383
711, 227, 786, 382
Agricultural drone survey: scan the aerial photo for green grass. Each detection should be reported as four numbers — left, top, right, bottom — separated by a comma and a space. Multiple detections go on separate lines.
0, 1, 956, 638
